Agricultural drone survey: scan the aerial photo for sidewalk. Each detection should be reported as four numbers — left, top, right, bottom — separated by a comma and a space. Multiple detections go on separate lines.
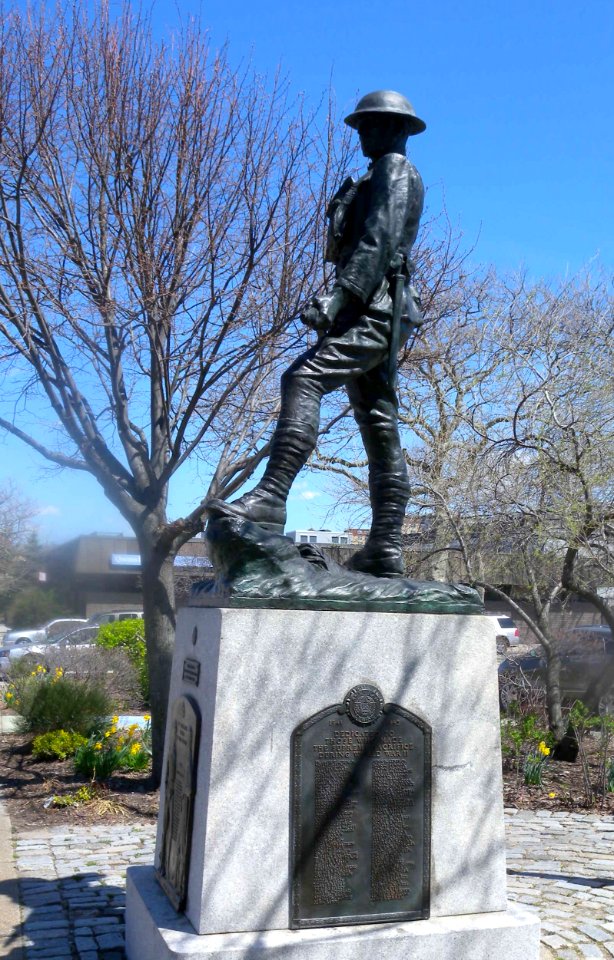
0, 800, 613, 959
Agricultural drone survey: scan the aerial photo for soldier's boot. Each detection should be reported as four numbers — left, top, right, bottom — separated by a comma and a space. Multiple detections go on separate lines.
207, 419, 317, 533
346, 472, 410, 578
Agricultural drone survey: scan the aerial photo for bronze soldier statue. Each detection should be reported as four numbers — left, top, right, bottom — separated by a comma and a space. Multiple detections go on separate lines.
208, 90, 425, 578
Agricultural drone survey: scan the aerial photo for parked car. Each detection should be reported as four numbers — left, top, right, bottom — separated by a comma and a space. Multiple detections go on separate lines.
2, 618, 87, 649
498, 624, 614, 715
487, 614, 520, 653
2, 611, 143, 672
0, 618, 88, 675
85, 610, 143, 627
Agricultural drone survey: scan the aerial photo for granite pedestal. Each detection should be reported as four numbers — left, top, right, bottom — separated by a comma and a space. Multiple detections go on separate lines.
126, 606, 540, 959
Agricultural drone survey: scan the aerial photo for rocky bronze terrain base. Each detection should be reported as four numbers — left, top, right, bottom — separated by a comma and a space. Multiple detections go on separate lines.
193, 514, 483, 614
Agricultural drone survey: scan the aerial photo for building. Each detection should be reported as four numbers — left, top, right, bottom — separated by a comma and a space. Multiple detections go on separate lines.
286, 529, 353, 546
44, 533, 213, 617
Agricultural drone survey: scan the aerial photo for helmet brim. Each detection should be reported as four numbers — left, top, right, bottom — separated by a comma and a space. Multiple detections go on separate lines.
344, 109, 426, 136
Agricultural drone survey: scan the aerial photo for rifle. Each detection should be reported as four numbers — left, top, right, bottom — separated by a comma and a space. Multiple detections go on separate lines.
388, 260, 423, 389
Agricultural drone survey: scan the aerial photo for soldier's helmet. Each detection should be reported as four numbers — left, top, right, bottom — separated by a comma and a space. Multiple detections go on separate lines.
344, 90, 426, 136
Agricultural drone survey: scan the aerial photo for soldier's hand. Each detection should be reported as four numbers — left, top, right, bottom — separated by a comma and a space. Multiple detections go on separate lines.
300, 301, 330, 333
315, 286, 355, 325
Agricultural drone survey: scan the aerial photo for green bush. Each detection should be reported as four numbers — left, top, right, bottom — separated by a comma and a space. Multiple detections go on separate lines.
96, 619, 148, 701
32, 729, 88, 760
8, 587, 74, 627
8, 666, 112, 735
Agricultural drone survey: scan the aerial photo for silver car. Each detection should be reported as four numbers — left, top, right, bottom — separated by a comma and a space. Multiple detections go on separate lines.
2, 618, 87, 649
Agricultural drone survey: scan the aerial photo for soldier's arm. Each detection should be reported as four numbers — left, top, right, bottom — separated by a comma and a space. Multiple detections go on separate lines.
335, 154, 423, 304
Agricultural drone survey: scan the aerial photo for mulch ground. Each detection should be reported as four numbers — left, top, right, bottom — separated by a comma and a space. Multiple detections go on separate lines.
2, 733, 614, 832
0, 732, 159, 828
502, 732, 614, 813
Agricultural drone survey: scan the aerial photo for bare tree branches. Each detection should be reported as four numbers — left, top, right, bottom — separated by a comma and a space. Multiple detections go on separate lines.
0, 2, 354, 777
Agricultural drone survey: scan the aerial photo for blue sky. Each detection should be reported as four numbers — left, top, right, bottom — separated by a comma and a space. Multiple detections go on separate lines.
2, 0, 613, 543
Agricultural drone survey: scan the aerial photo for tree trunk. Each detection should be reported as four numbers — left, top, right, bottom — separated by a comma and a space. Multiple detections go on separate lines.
544, 648, 566, 742
140, 544, 177, 786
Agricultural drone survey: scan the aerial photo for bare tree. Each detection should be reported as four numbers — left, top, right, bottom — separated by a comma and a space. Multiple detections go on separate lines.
0, 4, 353, 779
0, 482, 37, 611
407, 272, 614, 741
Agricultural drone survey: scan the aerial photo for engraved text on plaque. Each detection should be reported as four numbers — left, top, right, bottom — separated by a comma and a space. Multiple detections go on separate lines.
291, 684, 430, 928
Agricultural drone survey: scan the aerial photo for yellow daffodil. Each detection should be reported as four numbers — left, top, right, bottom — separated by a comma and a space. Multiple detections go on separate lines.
94, 742, 103, 751
128, 724, 139, 735
538, 741, 550, 757
104, 731, 111, 738
130, 743, 141, 755
143, 714, 151, 722
110, 726, 117, 735
36, 665, 45, 673
111, 715, 119, 724
5, 691, 13, 700
30, 671, 37, 676
548, 792, 556, 798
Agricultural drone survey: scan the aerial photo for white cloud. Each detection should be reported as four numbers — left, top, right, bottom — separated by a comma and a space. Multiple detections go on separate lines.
299, 490, 319, 501
38, 505, 61, 516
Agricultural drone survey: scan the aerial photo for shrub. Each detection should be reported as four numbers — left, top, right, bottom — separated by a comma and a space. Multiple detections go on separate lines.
73, 717, 151, 782
32, 729, 88, 760
8, 587, 73, 627
8, 665, 112, 735
44, 646, 142, 712
96, 619, 148, 701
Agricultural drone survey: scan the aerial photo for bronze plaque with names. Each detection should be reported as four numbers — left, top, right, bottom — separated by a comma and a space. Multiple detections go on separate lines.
155, 694, 201, 912
290, 684, 431, 929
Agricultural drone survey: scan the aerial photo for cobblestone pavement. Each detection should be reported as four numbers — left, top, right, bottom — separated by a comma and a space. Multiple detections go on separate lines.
506, 808, 614, 959
1, 810, 613, 959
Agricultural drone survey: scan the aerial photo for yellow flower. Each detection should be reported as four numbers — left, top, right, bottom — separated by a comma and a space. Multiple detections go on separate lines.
104, 731, 111, 738
128, 724, 139, 735
548, 792, 556, 798
117, 736, 125, 746
5, 691, 13, 700
54, 667, 63, 677
130, 743, 141, 755
36, 665, 45, 673
143, 714, 151, 722
111, 716, 119, 724
110, 726, 117, 735
30, 671, 37, 676
538, 741, 550, 757
94, 742, 103, 751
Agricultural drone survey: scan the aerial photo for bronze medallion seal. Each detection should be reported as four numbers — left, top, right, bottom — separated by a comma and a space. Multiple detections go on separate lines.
343, 683, 385, 725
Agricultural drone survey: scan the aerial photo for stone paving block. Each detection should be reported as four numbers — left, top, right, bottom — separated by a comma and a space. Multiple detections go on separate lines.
578, 945, 604, 958
96, 930, 125, 949
26, 943, 71, 958
580, 924, 613, 943
543, 933, 571, 949
74, 935, 98, 951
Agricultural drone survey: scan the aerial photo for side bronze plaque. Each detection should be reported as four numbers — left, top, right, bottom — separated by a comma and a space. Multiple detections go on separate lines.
291, 684, 431, 928
155, 694, 201, 912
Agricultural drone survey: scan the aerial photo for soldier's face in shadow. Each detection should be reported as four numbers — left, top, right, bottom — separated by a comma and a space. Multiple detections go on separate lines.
357, 115, 409, 161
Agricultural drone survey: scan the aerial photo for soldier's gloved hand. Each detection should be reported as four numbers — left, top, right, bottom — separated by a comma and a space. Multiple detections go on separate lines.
315, 285, 356, 325
300, 301, 330, 333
